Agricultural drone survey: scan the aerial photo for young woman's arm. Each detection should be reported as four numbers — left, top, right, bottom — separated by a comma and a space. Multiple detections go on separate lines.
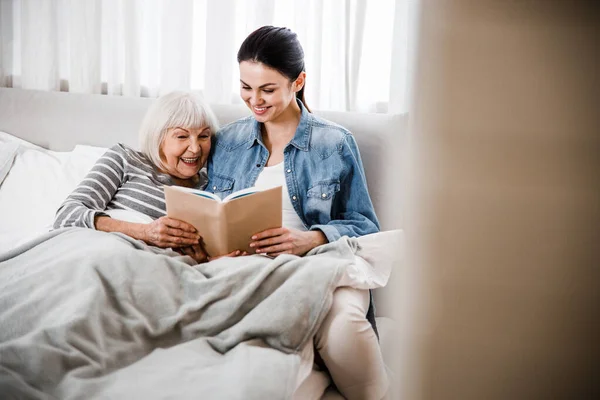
250, 134, 379, 256
309, 133, 380, 243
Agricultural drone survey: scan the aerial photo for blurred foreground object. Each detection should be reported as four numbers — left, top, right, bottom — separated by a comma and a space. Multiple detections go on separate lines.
395, 1, 598, 399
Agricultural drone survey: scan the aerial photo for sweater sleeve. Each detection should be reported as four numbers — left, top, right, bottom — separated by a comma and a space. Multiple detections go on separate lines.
52, 144, 127, 230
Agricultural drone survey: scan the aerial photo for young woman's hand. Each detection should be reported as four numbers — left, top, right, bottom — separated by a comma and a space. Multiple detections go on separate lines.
142, 216, 202, 248
249, 228, 328, 257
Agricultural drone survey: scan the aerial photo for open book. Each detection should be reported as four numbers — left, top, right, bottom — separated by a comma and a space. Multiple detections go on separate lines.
164, 185, 282, 257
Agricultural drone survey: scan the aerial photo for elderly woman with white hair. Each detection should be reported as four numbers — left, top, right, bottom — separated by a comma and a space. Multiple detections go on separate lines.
53, 91, 225, 263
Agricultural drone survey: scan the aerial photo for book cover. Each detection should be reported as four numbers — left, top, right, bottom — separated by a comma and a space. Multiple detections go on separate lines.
164, 185, 282, 257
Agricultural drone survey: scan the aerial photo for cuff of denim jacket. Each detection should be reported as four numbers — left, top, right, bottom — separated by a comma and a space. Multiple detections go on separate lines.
310, 225, 341, 243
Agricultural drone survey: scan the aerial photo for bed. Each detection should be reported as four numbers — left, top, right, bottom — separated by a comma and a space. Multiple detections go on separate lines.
0, 88, 406, 400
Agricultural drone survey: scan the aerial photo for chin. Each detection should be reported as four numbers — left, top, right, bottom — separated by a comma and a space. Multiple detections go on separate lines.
179, 169, 200, 179
253, 114, 269, 123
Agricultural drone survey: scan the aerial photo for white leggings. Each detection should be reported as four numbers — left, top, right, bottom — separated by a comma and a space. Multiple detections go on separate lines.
314, 288, 389, 400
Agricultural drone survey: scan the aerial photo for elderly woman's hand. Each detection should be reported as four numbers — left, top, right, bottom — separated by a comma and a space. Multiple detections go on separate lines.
176, 246, 247, 264
207, 249, 248, 261
142, 216, 202, 248
176, 243, 209, 263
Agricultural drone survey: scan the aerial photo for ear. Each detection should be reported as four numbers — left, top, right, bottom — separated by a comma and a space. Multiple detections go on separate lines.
293, 72, 306, 92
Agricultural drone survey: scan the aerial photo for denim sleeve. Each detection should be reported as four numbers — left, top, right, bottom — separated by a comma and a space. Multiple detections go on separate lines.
310, 134, 380, 242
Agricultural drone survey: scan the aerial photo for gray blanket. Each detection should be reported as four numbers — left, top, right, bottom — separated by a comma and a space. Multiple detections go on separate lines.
0, 228, 360, 400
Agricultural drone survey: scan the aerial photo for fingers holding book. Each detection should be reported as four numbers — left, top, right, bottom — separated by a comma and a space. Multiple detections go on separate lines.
249, 227, 328, 257
175, 241, 248, 264
176, 244, 209, 264
207, 249, 248, 262
142, 216, 202, 248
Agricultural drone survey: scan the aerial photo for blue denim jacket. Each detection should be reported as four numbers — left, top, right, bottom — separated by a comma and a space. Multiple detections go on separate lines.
206, 100, 380, 242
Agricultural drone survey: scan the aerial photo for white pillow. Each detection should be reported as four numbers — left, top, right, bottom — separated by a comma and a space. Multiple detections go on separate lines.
0, 130, 48, 150
355, 229, 404, 282
0, 145, 71, 236
355, 229, 404, 318
1, 131, 41, 185
0, 141, 19, 186
0, 133, 108, 252
336, 229, 404, 290
72, 144, 110, 160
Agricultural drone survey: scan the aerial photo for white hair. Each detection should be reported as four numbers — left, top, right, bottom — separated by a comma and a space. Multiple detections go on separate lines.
139, 91, 219, 170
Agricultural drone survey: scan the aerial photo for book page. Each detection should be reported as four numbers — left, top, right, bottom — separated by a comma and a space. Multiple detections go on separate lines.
170, 186, 221, 202
222, 186, 261, 203
222, 186, 283, 254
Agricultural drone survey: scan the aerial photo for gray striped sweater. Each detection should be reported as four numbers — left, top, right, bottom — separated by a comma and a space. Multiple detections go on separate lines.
53, 144, 207, 229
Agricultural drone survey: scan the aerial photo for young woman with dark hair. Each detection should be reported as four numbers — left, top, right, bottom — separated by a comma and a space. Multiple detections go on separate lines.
236, 25, 311, 111
207, 26, 388, 400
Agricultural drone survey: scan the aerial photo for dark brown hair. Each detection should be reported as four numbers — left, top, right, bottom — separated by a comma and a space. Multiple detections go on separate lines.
237, 26, 310, 112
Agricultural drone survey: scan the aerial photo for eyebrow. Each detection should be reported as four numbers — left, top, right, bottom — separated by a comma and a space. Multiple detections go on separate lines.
240, 79, 277, 88
172, 127, 210, 134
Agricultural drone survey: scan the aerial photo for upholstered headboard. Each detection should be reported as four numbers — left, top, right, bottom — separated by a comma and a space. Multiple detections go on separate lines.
0, 88, 405, 230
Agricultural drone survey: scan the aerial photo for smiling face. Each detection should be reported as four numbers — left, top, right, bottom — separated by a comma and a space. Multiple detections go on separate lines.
239, 61, 305, 123
159, 126, 211, 180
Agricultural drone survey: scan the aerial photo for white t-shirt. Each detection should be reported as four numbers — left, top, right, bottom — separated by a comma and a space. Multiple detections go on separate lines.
254, 162, 307, 231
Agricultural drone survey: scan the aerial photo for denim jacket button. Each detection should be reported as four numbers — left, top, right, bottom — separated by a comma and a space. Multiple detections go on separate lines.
321, 193, 327, 198
292, 195, 297, 200
287, 169, 291, 173
213, 186, 217, 190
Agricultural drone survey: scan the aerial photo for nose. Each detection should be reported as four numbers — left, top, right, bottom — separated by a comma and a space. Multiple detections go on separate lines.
188, 138, 201, 153
250, 90, 263, 105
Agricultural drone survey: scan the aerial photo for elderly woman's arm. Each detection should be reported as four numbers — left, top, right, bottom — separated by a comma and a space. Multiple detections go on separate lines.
53, 147, 123, 230
95, 215, 201, 249
53, 145, 202, 250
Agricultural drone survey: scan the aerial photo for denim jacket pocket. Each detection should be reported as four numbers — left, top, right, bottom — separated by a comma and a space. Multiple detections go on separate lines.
306, 180, 341, 223
209, 174, 234, 198
307, 180, 341, 200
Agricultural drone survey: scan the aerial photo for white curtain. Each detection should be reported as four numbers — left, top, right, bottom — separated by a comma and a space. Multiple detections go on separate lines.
0, 0, 417, 113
